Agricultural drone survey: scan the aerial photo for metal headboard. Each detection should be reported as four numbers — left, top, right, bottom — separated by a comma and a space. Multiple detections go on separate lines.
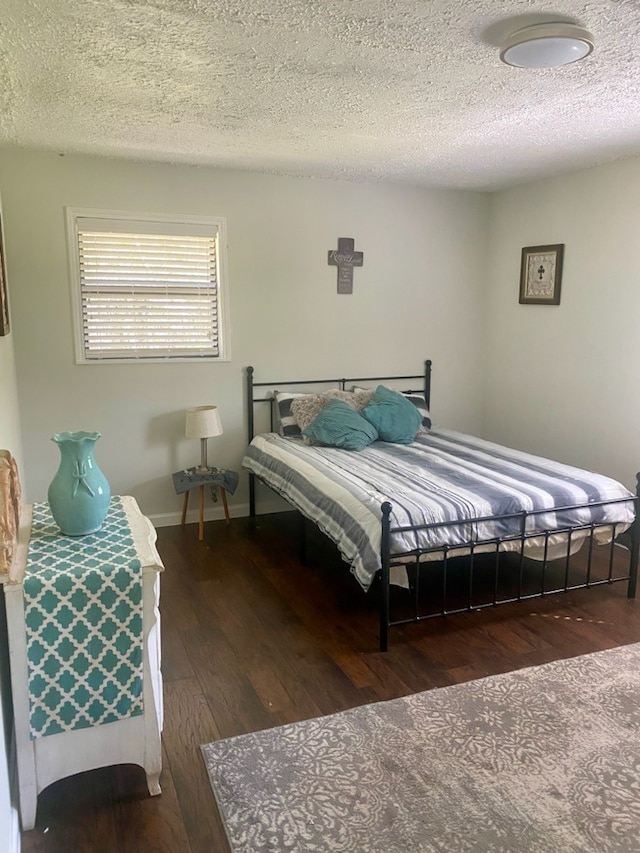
245, 360, 432, 515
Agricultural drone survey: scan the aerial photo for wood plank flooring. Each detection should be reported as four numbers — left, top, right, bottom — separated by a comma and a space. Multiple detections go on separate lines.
21, 512, 640, 852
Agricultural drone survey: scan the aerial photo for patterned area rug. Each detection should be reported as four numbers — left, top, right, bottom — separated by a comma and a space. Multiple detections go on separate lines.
202, 644, 640, 852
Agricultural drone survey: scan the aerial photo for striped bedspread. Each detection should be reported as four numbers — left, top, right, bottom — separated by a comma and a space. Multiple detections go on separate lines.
242, 430, 635, 591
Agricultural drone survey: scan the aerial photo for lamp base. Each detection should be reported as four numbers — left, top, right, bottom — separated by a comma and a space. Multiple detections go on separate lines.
195, 437, 219, 475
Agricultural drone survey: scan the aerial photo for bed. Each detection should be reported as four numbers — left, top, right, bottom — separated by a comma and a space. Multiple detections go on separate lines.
243, 362, 639, 651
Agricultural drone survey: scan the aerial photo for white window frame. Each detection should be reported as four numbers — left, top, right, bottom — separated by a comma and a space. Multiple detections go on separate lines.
65, 207, 231, 364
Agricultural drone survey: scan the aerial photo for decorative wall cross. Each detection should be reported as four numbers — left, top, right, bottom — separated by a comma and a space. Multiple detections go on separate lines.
327, 237, 364, 294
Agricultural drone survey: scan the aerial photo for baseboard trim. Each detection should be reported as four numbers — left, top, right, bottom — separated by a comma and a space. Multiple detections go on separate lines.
149, 499, 291, 529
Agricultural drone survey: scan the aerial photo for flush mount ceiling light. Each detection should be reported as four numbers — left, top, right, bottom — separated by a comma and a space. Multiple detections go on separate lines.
500, 22, 595, 68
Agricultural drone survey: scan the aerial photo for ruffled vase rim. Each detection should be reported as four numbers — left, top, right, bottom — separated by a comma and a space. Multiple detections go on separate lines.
52, 430, 102, 444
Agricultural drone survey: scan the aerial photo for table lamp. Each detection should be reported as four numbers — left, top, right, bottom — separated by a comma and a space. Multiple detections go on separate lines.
185, 405, 223, 473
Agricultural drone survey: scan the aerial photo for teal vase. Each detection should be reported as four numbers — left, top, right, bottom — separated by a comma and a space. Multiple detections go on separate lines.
47, 431, 111, 536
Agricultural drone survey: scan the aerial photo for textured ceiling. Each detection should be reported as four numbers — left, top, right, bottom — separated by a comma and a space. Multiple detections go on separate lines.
2, 0, 640, 190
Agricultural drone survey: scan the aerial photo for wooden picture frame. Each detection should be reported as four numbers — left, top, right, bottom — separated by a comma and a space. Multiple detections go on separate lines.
0, 216, 9, 335
519, 243, 564, 305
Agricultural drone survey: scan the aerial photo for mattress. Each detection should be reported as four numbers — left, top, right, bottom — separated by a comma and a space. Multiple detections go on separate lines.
242, 429, 635, 591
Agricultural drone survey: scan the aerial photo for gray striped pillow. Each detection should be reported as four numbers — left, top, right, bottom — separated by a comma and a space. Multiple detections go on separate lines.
401, 392, 432, 430
273, 391, 307, 437
274, 389, 374, 439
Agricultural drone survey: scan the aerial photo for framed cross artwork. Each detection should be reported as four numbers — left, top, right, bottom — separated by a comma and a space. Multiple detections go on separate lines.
519, 244, 564, 305
0, 216, 9, 335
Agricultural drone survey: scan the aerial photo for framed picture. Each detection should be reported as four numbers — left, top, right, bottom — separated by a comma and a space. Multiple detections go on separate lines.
0, 216, 9, 335
519, 244, 564, 305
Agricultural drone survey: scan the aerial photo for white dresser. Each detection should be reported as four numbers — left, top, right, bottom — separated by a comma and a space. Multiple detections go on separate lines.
0, 495, 164, 831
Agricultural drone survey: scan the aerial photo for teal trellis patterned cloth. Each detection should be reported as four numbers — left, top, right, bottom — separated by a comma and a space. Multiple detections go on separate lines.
23, 496, 144, 740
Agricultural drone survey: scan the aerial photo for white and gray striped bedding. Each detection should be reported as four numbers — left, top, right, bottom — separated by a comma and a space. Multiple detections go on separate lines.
242, 429, 635, 591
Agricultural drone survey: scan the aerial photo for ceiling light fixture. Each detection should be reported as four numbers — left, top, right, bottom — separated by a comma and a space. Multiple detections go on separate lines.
500, 22, 594, 69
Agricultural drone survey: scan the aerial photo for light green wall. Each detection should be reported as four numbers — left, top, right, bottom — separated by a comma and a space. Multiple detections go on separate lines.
485, 155, 640, 490
0, 219, 22, 850
0, 329, 23, 474
4, 145, 640, 514
0, 148, 490, 523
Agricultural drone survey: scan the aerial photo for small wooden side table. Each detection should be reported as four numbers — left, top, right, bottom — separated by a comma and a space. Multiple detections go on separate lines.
172, 468, 239, 541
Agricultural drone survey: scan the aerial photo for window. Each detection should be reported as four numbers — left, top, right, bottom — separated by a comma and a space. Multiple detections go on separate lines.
66, 209, 230, 363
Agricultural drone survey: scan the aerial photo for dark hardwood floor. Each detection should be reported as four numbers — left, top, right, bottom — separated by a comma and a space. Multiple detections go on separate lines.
21, 512, 640, 852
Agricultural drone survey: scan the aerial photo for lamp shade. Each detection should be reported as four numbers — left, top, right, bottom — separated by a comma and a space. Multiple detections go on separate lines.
500, 23, 594, 69
185, 406, 223, 439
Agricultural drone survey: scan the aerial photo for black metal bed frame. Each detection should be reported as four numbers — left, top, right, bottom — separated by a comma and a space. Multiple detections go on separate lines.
246, 362, 640, 651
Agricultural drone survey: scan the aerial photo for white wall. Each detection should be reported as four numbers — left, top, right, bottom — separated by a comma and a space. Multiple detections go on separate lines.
0, 326, 23, 478
0, 244, 22, 849
485, 156, 640, 491
0, 149, 489, 523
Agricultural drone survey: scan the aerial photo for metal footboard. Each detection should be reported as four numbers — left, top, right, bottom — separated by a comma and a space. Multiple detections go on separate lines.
378, 482, 640, 652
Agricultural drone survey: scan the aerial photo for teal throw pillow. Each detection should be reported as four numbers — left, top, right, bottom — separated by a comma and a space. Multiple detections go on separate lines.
362, 385, 422, 444
303, 399, 378, 451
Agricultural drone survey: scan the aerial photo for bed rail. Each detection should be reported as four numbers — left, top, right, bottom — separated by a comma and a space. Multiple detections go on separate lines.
379, 485, 640, 651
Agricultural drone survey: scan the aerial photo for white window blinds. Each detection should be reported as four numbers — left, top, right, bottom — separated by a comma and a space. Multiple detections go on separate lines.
72, 214, 226, 361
